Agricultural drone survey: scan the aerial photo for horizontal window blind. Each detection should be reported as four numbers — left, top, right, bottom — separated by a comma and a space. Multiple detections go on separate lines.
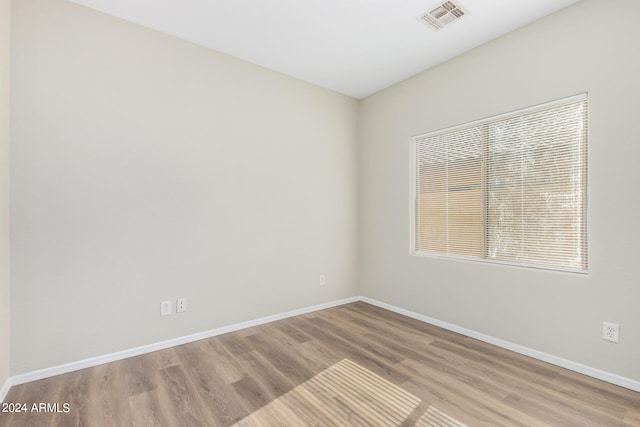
412, 94, 588, 272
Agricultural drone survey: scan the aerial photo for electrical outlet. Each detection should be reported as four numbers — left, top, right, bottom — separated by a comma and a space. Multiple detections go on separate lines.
160, 300, 172, 316
177, 298, 186, 313
602, 322, 619, 343
319, 274, 326, 286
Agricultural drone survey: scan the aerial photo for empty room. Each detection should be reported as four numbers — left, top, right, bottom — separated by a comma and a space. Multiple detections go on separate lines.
1, 0, 639, 425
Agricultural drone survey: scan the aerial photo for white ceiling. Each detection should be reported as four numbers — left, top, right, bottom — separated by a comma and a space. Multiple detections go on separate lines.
69, 0, 580, 99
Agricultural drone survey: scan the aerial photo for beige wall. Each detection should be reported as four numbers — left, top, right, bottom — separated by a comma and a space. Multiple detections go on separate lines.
358, 0, 640, 382
0, 0, 11, 395
8, 0, 640, 387
10, 0, 358, 374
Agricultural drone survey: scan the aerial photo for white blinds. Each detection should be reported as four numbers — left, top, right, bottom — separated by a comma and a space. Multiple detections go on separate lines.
413, 94, 588, 272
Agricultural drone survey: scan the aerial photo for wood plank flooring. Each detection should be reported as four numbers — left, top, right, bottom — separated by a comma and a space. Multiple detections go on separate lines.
1, 302, 639, 426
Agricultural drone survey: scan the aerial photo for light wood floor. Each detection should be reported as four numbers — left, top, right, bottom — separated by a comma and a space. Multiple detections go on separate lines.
1, 302, 639, 426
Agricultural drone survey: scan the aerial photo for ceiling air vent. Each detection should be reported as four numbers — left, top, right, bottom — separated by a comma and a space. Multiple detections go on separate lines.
419, 0, 467, 31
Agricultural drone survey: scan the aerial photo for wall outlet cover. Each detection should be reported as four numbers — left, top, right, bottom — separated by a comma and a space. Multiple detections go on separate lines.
177, 298, 186, 313
602, 322, 619, 343
160, 300, 172, 316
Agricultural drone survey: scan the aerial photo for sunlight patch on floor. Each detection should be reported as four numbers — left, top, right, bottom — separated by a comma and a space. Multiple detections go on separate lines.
233, 358, 467, 427
415, 405, 468, 427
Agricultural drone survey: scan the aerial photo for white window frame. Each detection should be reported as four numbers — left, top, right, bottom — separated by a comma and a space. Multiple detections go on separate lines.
410, 93, 588, 274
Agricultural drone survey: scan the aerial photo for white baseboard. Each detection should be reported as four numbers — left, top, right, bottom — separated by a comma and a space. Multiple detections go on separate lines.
8, 296, 360, 390
4, 294, 639, 400
0, 377, 10, 403
360, 297, 640, 393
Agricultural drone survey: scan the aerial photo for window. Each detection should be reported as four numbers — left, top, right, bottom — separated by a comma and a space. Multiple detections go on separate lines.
411, 94, 588, 273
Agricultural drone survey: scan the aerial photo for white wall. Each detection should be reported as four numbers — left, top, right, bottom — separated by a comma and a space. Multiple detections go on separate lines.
359, 0, 640, 382
10, 0, 358, 374
0, 0, 11, 397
